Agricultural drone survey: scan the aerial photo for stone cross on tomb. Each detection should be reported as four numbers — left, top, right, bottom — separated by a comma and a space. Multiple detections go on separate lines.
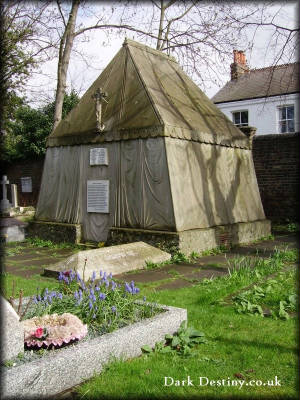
1, 175, 11, 214
92, 87, 108, 132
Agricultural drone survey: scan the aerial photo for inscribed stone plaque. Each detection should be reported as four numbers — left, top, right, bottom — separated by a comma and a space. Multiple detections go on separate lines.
20, 177, 32, 193
44, 242, 171, 280
90, 148, 108, 166
87, 180, 109, 213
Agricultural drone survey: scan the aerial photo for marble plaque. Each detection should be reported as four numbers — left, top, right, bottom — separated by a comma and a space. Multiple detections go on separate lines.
90, 148, 108, 166
87, 180, 109, 213
20, 177, 32, 193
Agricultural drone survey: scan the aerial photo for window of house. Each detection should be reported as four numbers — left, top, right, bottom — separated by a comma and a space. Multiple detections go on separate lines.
232, 110, 248, 126
278, 105, 294, 133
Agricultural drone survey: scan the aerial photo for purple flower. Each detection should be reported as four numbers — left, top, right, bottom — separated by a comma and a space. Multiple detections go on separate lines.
74, 291, 79, 300
143, 296, 146, 302
90, 288, 94, 296
125, 282, 132, 294
89, 294, 96, 303
58, 293, 63, 300
103, 271, 107, 280
95, 286, 100, 292
58, 272, 63, 281
99, 293, 106, 301
89, 301, 93, 310
70, 271, 76, 281
111, 282, 116, 291
130, 281, 135, 289
91, 271, 96, 282
78, 289, 82, 298
105, 280, 110, 288
111, 306, 117, 313
33, 296, 38, 304
108, 272, 113, 279
76, 272, 81, 282
134, 287, 140, 294
99, 270, 103, 278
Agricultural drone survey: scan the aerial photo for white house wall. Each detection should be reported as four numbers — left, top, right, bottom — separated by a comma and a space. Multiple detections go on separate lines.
215, 93, 299, 135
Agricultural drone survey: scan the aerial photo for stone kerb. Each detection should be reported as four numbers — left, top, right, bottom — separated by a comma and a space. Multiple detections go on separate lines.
1, 296, 24, 362
2, 303, 187, 399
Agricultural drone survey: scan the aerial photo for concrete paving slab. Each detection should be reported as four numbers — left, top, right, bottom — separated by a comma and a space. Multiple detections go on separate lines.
159, 263, 203, 274
5, 254, 46, 262
113, 270, 169, 283
12, 258, 61, 267
11, 268, 44, 278
3, 265, 25, 273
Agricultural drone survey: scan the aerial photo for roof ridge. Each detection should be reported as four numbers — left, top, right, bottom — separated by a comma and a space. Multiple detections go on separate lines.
123, 38, 177, 63
249, 62, 299, 74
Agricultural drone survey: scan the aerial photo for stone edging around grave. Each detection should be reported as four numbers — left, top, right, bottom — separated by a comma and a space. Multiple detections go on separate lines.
1, 303, 187, 399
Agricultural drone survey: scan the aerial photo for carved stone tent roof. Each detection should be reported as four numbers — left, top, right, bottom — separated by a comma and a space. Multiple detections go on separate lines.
47, 39, 249, 149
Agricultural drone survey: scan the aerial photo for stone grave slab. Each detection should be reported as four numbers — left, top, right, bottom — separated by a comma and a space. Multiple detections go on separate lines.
44, 242, 171, 280
1, 295, 24, 362
0, 217, 27, 242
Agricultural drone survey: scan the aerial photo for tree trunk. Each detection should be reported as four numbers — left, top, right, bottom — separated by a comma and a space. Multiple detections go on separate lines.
156, 1, 165, 50
52, 0, 80, 133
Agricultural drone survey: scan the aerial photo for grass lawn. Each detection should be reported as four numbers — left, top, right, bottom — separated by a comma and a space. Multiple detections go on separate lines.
75, 250, 298, 399
1, 247, 298, 399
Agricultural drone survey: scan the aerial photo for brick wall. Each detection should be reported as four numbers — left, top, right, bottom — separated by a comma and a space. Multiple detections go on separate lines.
252, 132, 299, 222
3, 158, 45, 207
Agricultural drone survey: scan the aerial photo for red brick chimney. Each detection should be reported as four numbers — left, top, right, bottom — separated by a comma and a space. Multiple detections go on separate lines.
230, 50, 249, 80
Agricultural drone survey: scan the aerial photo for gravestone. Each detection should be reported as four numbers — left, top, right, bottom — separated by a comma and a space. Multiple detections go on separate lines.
1, 296, 24, 362
44, 241, 171, 280
0, 217, 27, 242
11, 184, 18, 208
0, 175, 11, 215
20, 177, 32, 193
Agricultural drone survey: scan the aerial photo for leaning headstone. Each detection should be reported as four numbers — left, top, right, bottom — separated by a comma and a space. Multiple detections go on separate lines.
11, 184, 18, 208
45, 241, 171, 280
0, 175, 11, 215
0, 295, 24, 362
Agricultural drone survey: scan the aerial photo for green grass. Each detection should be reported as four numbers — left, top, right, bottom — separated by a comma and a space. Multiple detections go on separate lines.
272, 222, 300, 233
75, 249, 298, 399
26, 237, 82, 250
1, 246, 298, 399
0, 273, 60, 298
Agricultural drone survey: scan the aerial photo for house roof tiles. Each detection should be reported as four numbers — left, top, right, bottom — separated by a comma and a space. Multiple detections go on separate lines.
212, 62, 299, 104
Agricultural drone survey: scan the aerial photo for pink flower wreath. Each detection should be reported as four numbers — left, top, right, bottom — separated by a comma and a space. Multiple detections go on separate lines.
22, 313, 88, 348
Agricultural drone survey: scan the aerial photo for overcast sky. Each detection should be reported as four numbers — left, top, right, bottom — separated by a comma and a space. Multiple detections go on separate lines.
25, 1, 298, 108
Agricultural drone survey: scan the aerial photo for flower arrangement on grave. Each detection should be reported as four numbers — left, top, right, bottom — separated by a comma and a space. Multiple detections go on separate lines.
23, 268, 161, 343
23, 313, 88, 348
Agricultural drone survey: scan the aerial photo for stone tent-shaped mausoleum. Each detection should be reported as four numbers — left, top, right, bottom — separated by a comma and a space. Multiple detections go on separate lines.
34, 39, 270, 253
